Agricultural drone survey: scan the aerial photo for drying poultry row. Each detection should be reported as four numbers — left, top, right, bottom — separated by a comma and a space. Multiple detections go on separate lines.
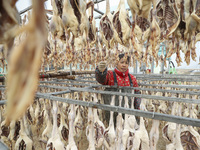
1, 0, 200, 76
0, 79, 199, 149
1, 0, 199, 77
45, 0, 200, 70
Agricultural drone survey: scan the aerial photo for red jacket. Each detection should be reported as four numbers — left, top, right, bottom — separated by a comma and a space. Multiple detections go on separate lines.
95, 67, 141, 109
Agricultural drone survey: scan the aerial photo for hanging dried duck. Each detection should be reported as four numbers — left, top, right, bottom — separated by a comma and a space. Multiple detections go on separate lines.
0, 0, 20, 52
5, 0, 47, 124
127, 0, 152, 46
150, 0, 161, 61
87, 0, 96, 47
112, 0, 132, 48
156, 0, 180, 41
183, 0, 200, 64
99, 0, 115, 49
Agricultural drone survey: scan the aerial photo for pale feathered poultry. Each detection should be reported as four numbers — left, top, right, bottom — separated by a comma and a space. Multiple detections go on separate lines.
5, 0, 47, 124
62, 0, 79, 41
34, 100, 40, 125
59, 110, 69, 144
162, 101, 177, 143
99, 0, 115, 49
103, 95, 116, 150
14, 115, 34, 150
66, 104, 78, 150
46, 101, 65, 150
115, 95, 123, 150
181, 103, 200, 149
74, 105, 84, 139
8, 120, 16, 143
87, 0, 96, 47
0, 0, 20, 51
166, 104, 184, 150
149, 120, 160, 150
127, 0, 152, 19
112, 0, 131, 48
122, 96, 135, 150
93, 93, 105, 148
42, 106, 53, 142
86, 107, 95, 150
62, 0, 93, 46
49, 0, 64, 40
150, 0, 161, 61
132, 100, 150, 150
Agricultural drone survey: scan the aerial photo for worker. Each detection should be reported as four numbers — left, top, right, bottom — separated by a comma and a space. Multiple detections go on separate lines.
95, 53, 141, 126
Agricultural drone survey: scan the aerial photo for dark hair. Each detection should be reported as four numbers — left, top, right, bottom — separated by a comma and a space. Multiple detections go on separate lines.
118, 53, 130, 63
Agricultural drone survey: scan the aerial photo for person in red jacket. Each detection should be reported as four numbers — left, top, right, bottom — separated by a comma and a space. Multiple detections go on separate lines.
95, 53, 141, 126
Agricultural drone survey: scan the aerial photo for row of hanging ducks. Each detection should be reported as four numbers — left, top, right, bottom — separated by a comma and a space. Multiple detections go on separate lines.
0, 86, 200, 150
2, 0, 199, 75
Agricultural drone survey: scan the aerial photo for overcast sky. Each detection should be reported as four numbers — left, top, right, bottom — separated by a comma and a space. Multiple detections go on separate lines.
16, 0, 200, 69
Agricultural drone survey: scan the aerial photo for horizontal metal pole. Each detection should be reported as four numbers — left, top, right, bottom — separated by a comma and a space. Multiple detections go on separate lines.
0, 88, 5, 91
19, 6, 32, 15
56, 78, 97, 83
132, 73, 200, 77
40, 81, 200, 96
77, 76, 95, 79
40, 81, 94, 87
94, 8, 104, 15
69, 87, 200, 104
94, 0, 105, 4
38, 85, 200, 104
139, 83, 200, 90
137, 78, 200, 82
47, 90, 72, 95
0, 141, 9, 150
40, 80, 200, 95
36, 93, 200, 127
0, 100, 7, 105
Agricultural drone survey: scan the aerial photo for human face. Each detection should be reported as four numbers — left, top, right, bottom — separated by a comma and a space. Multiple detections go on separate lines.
116, 58, 129, 73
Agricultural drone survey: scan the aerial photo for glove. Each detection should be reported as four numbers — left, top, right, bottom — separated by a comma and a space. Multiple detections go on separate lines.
98, 61, 107, 72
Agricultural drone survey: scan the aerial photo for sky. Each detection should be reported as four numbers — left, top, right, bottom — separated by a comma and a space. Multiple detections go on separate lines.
16, 0, 200, 70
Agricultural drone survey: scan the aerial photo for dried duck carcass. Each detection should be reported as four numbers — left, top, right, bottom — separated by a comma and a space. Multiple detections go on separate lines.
181, 104, 200, 150
132, 101, 150, 150
149, 119, 160, 150
99, 0, 115, 49
127, 0, 152, 19
162, 101, 177, 144
183, 0, 200, 64
87, 0, 96, 47
149, 0, 161, 63
156, 0, 180, 40
46, 101, 65, 150
86, 106, 95, 150
14, 115, 34, 150
112, 0, 132, 48
115, 95, 123, 150
0, 0, 20, 51
166, 104, 184, 150
74, 105, 84, 139
41, 107, 53, 142
62, 0, 94, 45
127, 0, 152, 45
93, 93, 105, 148
66, 104, 78, 150
121, 96, 135, 150
103, 95, 116, 150
5, 0, 47, 124
59, 109, 69, 144
49, 0, 65, 40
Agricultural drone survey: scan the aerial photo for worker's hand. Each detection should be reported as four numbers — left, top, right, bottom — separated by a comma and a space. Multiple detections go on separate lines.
98, 61, 107, 72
